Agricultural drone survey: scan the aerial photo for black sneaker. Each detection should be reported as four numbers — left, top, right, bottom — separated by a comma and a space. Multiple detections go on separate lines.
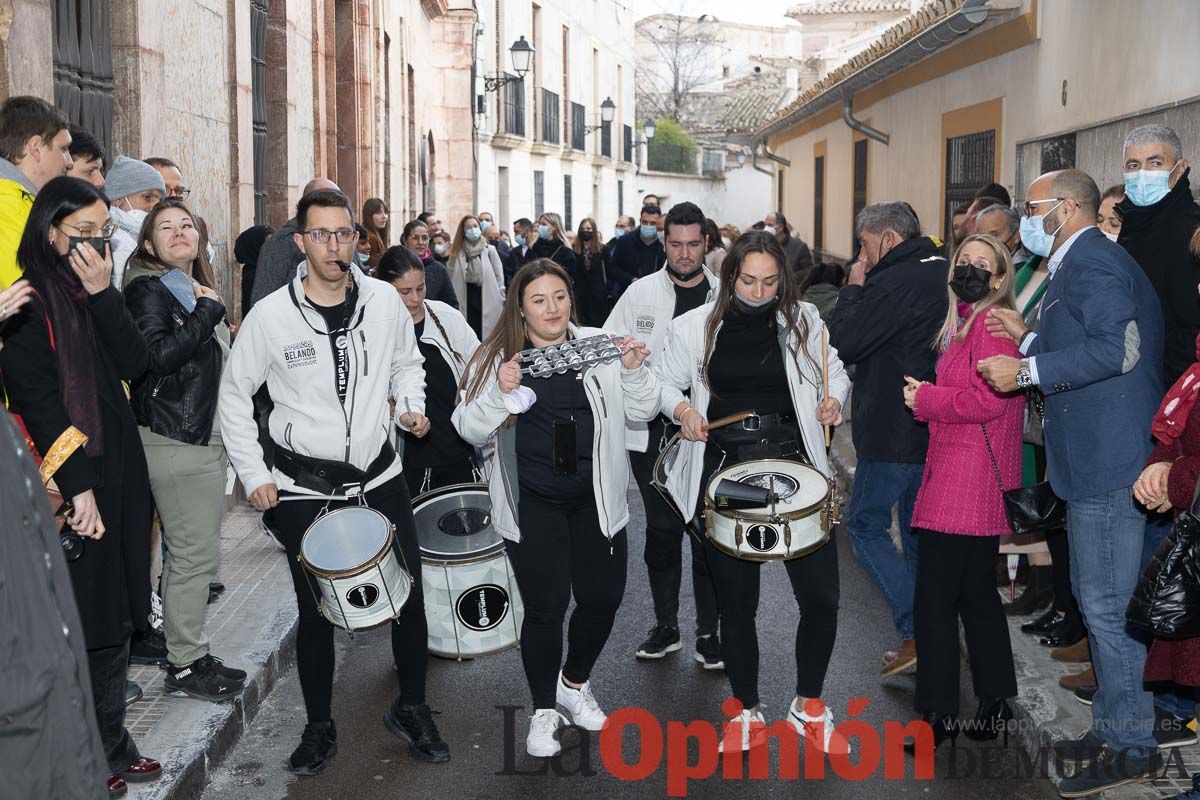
635, 625, 682, 659
164, 654, 245, 701
1155, 710, 1199, 750
693, 634, 724, 670
384, 700, 451, 763
203, 654, 248, 682
130, 628, 168, 666
1057, 746, 1164, 798
1052, 730, 1106, 765
125, 680, 143, 708
288, 720, 337, 776
1074, 685, 1096, 706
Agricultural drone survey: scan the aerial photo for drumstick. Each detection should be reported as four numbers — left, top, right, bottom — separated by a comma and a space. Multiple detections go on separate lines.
706, 411, 757, 431
822, 326, 831, 448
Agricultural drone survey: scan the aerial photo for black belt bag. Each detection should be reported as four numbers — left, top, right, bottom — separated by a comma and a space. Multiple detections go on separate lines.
274, 440, 397, 496
707, 411, 805, 464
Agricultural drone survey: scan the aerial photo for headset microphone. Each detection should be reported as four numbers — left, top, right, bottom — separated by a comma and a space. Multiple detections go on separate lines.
334, 259, 352, 273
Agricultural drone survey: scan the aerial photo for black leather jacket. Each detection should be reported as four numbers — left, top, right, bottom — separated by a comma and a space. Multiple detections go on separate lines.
125, 271, 226, 446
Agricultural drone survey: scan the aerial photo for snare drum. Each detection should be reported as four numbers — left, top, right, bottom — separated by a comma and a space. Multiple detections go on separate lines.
413, 483, 524, 659
298, 506, 413, 631
704, 459, 840, 561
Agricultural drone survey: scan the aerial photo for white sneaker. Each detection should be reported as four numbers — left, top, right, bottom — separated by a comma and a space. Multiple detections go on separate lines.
527, 708, 568, 757
787, 700, 850, 756
718, 708, 767, 753
556, 674, 607, 731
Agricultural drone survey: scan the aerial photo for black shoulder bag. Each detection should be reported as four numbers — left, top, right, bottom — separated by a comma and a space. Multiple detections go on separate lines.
1127, 480, 1200, 639
981, 423, 1068, 535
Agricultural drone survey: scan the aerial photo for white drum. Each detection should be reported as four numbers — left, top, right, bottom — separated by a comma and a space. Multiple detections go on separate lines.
298, 506, 412, 631
704, 459, 840, 561
413, 484, 524, 659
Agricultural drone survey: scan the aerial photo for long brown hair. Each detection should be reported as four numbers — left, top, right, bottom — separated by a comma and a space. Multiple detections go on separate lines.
131, 198, 216, 288
362, 197, 389, 245
701, 231, 811, 391
572, 217, 602, 256
461, 259, 577, 407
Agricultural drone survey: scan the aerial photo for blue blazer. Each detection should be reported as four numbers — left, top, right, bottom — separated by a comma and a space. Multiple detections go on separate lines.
1029, 227, 1164, 502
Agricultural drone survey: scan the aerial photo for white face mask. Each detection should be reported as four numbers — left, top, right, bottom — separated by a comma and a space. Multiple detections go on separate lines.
762, 225, 776, 236
1103, 231, 1119, 243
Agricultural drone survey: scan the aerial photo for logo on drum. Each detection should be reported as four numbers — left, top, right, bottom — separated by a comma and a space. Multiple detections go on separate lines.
347, 583, 380, 608
457, 584, 510, 631
746, 524, 779, 552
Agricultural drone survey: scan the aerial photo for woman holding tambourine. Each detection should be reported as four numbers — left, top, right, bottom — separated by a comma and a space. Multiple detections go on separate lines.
451, 259, 660, 759
654, 231, 851, 755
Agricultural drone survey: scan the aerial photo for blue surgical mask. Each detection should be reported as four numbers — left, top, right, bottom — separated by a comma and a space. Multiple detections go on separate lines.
640, 224, 657, 240
1124, 165, 1176, 207
538, 224, 551, 240
465, 227, 482, 242
515, 234, 526, 247
1019, 200, 1066, 258
614, 227, 625, 239
479, 220, 492, 233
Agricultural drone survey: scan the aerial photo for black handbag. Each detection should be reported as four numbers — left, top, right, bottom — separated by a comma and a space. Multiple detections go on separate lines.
981, 423, 1068, 535
1126, 482, 1200, 639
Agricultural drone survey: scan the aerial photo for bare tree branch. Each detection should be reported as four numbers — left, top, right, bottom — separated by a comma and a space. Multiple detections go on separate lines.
636, 2, 720, 123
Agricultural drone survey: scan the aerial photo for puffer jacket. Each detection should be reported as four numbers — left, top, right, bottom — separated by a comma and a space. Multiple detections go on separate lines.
0, 157, 36, 288
124, 259, 228, 445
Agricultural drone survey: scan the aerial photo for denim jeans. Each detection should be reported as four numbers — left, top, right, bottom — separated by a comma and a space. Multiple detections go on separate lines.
1142, 513, 1198, 720
845, 459, 922, 640
1067, 486, 1157, 755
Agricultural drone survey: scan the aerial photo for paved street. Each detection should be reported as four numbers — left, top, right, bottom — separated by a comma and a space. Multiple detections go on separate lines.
202, 484, 1060, 800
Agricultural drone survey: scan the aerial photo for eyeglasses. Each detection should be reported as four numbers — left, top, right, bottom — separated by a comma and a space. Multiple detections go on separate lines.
303, 228, 358, 244
57, 220, 117, 239
1021, 198, 1065, 218
167, 186, 191, 200
407, 234, 430, 243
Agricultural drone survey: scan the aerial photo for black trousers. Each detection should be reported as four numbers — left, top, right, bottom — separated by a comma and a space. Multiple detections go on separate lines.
275, 473, 427, 722
402, 455, 476, 499
628, 418, 718, 636
914, 529, 1017, 716
505, 491, 627, 709
87, 639, 140, 774
1034, 446, 1081, 623
704, 536, 840, 709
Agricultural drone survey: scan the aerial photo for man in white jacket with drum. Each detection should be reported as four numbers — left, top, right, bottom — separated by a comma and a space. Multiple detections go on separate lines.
218, 189, 450, 776
604, 201, 723, 668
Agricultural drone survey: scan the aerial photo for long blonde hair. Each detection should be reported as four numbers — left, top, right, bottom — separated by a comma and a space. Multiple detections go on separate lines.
933, 233, 1016, 351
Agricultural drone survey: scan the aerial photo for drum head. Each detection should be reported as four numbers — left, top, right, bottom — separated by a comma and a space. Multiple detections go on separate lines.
706, 459, 828, 514
301, 507, 392, 573
413, 484, 499, 561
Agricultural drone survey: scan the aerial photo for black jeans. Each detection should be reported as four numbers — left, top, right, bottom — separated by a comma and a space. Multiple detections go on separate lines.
913, 529, 1017, 716
505, 491, 627, 709
88, 639, 140, 774
628, 418, 718, 637
275, 474, 427, 722
402, 456, 476, 499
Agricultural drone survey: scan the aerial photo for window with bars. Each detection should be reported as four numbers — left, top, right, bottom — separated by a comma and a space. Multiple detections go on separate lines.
570, 102, 586, 151
541, 89, 560, 144
944, 129, 995, 241
564, 175, 573, 229
813, 155, 825, 254
852, 138, 868, 224
623, 124, 633, 163
52, 0, 115, 159
250, 0, 269, 224
600, 121, 612, 158
503, 75, 526, 138
534, 170, 545, 216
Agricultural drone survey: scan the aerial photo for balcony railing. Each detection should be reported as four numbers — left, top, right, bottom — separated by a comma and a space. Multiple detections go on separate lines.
541, 89, 560, 144
502, 74, 526, 138
570, 102, 586, 151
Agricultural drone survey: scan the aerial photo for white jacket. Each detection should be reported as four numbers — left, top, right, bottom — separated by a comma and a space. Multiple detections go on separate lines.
451, 325, 662, 542
603, 266, 717, 452
653, 301, 851, 521
393, 300, 480, 451
218, 260, 426, 497
109, 205, 145, 290
448, 244, 505, 337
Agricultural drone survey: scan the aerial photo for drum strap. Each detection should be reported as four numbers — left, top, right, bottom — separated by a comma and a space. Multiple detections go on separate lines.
275, 440, 396, 496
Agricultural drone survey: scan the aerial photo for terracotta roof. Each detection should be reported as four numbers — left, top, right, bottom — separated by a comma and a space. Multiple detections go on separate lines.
718, 84, 794, 133
788, 0, 910, 15
760, 0, 965, 134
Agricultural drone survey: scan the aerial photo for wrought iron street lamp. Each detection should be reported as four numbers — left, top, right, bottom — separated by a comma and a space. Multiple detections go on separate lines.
582, 97, 617, 134
484, 36, 534, 92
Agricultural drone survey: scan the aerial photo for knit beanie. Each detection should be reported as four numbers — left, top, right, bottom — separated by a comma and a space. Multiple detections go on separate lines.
105, 155, 167, 202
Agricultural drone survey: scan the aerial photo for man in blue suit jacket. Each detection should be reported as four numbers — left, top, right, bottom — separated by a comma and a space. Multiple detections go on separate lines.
980, 169, 1165, 797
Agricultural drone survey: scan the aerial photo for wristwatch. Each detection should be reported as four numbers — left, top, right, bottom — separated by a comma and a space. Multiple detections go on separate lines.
1015, 359, 1034, 390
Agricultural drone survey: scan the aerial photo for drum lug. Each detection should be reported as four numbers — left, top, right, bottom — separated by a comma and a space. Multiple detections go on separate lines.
734, 521, 743, 547
783, 522, 791, 549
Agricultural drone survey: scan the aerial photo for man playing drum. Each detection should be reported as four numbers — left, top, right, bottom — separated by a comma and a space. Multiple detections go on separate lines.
218, 189, 450, 775
654, 231, 851, 755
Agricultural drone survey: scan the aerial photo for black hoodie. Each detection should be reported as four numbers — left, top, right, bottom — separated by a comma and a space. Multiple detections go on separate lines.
1117, 170, 1200, 385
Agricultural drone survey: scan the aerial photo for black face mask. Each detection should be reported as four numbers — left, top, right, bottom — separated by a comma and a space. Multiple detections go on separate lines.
579, 230, 594, 242
667, 263, 704, 282
949, 264, 992, 304
66, 235, 110, 260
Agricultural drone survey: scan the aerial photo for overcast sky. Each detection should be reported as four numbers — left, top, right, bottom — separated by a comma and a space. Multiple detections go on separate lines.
639, 0, 799, 27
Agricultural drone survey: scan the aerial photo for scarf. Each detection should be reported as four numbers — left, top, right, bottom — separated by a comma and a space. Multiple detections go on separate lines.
1152, 331, 1200, 444
461, 235, 487, 285
28, 261, 104, 456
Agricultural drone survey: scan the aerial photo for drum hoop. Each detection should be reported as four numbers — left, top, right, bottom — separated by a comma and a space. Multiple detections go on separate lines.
412, 481, 490, 506
704, 458, 830, 520
705, 528, 832, 562
420, 540, 507, 566
316, 568, 413, 632
299, 507, 397, 579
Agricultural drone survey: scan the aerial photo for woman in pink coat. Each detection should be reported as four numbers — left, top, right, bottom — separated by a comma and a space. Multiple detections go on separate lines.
902, 233, 1025, 749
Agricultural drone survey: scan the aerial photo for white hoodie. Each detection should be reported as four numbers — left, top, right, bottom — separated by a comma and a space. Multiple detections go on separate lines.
109, 204, 146, 291
218, 260, 426, 497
